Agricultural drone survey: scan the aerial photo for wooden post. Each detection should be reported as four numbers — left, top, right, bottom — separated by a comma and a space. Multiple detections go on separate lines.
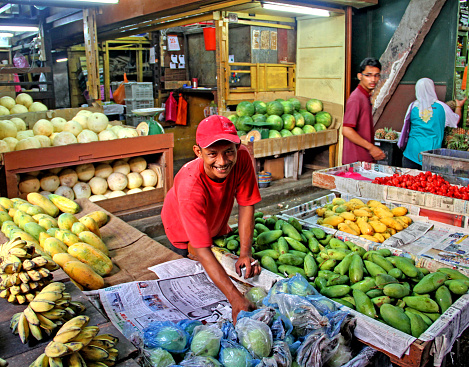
215, 11, 227, 110
83, 8, 100, 101
103, 41, 110, 101
372, 0, 447, 124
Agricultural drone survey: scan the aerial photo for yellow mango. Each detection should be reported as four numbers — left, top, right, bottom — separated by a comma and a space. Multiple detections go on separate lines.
323, 215, 345, 227
373, 206, 394, 219
316, 207, 326, 217
386, 227, 397, 235
78, 231, 108, 256
357, 220, 374, 236
350, 198, 366, 206
367, 200, 382, 208
338, 223, 359, 236
324, 210, 336, 218
397, 216, 412, 225
345, 220, 361, 234
394, 217, 408, 229
83, 211, 109, 228
379, 217, 403, 231
353, 209, 372, 218
373, 233, 386, 243
57, 213, 79, 231
360, 234, 380, 243
78, 216, 101, 238
339, 211, 356, 221
332, 197, 346, 205
368, 220, 387, 233
391, 207, 408, 216
382, 232, 391, 239
322, 224, 335, 229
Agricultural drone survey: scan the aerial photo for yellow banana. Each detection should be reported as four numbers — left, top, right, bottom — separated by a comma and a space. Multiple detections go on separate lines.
23, 306, 40, 326
30, 299, 56, 313
32, 256, 49, 267
18, 271, 31, 283
71, 326, 100, 345
29, 353, 49, 367
10, 312, 22, 334
69, 301, 86, 314
45, 341, 70, 358
64, 341, 85, 353
48, 357, 65, 367
53, 326, 83, 344
60, 315, 90, 330
42, 282, 66, 293
0, 289, 10, 299
35, 291, 63, 303
41, 309, 67, 320
9, 285, 21, 296
88, 338, 116, 349
22, 259, 36, 271
37, 313, 58, 330
20, 283, 31, 294
29, 322, 44, 341
80, 345, 109, 361
16, 294, 27, 304
18, 312, 30, 344
67, 352, 87, 367
38, 268, 51, 279
25, 292, 36, 303
27, 269, 43, 282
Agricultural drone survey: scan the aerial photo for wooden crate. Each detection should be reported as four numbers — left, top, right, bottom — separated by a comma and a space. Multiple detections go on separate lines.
1, 134, 174, 216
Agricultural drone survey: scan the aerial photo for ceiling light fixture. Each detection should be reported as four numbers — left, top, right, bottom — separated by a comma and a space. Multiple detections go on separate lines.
262, 2, 330, 17
56, 58, 68, 62
0, 26, 39, 32
0, 33, 14, 37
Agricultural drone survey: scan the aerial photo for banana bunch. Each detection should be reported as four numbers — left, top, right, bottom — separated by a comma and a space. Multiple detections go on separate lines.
28, 315, 119, 367
10, 282, 86, 344
315, 198, 413, 243
0, 237, 58, 304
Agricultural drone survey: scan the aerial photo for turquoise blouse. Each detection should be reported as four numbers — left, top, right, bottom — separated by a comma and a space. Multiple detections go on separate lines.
403, 102, 445, 164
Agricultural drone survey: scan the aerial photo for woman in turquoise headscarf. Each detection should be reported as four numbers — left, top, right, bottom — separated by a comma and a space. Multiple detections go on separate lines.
402, 78, 466, 170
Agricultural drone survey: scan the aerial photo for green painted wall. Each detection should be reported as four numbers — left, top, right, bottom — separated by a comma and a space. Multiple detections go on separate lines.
351, 0, 458, 101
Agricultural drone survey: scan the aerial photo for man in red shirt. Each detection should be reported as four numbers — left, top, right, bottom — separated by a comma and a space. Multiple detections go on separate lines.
342, 57, 386, 164
161, 115, 262, 323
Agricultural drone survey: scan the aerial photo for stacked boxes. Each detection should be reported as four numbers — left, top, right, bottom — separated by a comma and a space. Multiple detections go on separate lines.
124, 82, 154, 126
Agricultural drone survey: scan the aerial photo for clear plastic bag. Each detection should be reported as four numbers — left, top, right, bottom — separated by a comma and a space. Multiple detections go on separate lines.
235, 317, 273, 359
218, 339, 254, 367
274, 293, 329, 337
295, 330, 339, 367
263, 275, 318, 308
145, 347, 176, 367
143, 321, 190, 354
326, 335, 353, 367
13, 51, 29, 68
189, 324, 223, 357
237, 307, 276, 326
270, 313, 293, 342
179, 354, 223, 366
271, 340, 292, 367
245, 286, 268, 307
255, 357, 278, 367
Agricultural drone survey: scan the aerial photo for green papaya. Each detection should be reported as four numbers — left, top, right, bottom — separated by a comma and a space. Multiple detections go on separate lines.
380, 304, 411, 334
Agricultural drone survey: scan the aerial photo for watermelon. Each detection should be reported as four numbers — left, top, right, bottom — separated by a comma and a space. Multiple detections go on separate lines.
280, 129, 293, 137
235, 116, 254, 132
282, 114, 296, 131
293, 112, 305, 128
252, 114, 267, 123
237, 131, 247, 138
236, 101, 255, 117
253, 101, 267, 115
300, 110, 315, 125
268, 130, 282, 139
280, 101, 294, 115
266, 101, 284, 116
291, 127, 304, 135
315, 111, 332, 128
227, 115, 238, 124
302, 125, 316, 134
314, 123, 327, 132
265, 115, 283, 131
288, 97, 301, 111
275, 98, 285, 103
306, 99, 323, 114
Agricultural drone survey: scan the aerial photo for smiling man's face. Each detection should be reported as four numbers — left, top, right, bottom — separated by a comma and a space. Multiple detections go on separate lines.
194, 141, 238, 182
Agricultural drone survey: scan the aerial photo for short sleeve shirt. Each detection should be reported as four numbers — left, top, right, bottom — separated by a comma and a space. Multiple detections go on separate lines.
161, 145, 261, 249
342, 85, 375, 164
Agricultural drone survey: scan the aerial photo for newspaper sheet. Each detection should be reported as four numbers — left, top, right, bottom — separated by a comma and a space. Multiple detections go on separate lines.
99, 272, 231, 335
382, 221, 434, 248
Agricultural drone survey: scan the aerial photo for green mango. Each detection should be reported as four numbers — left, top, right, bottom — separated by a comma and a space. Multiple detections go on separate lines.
331, 298, 354, 309
405, 311, 429, 338
319, 234, 333, 246
366, 288, 384, 298
334, 252, 354, 276
377, 248, 392, 257
277, 237, 289, 255
307, 237, 320, 253
413, 272, 448, 294
403, 296, 439, 313
351, 277, 376, 293
405, 307, 433, 326
371, 296, 392, 308
391, 257, 419, 278
315, 276, 327, 290
284, 237, 309, 253
281, 222, 302, 241
380, 304, 411, 334
349, 253, 364, 283
278, 253, 304, 266
278, 265, 306, 278
287, 217, 303, 232
329, 238, 348, 249
374, 274, 399, 288
320, 259, 337, 271
320, 285, 351, 298
261, 256, 278, 273
383, 283, 410, 299
364, 260, 387, 277
435, 285, 452, 314
388, 268, 404, 280
310, 227, 326, 240
326, 274, 350, 286
353, 289, 377, 319
303, 253, 318, 277
371, 254, 394, 272
437, 268, 469, 284
445, 279, 468, 295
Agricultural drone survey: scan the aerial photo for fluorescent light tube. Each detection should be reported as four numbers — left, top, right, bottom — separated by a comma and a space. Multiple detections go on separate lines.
0, 26, 39, 32
263, 2, 329, 17
0, 33, 13, 37
56, 58, 68, 62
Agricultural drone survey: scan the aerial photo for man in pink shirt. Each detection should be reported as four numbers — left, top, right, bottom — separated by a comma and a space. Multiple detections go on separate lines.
342, 57, 386, 164
161, 115, 262, 323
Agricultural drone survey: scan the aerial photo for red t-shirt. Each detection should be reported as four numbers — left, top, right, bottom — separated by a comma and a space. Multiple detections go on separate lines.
161, 145, 261, 249
342, 84, 375, 164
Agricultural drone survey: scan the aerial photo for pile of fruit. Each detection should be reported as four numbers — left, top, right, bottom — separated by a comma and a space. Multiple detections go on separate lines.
0, 108, 141, 153
28, 315, 119, 367
229, 98, 333, 141
0, 93, 48, 116
374, 127, 398, 140
10, 282, 86, 343
17, 156, 161, 202
372, 171, 469, 200
214, 211, 469, 339
314, 198, 412, 243
0, 193, 113, 290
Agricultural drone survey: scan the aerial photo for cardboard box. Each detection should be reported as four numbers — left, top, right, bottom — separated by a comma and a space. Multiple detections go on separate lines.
164, 80, 191, 89
264, 157, 284, 180
312, 162, 469, 215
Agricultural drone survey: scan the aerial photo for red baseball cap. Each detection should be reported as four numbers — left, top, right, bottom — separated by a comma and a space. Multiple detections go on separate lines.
196, 115, 241, 148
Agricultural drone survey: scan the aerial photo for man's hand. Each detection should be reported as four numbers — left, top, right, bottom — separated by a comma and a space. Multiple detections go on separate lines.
231, 295, 256, 324
235, 255, 261, 279
369, 145, 386, 160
